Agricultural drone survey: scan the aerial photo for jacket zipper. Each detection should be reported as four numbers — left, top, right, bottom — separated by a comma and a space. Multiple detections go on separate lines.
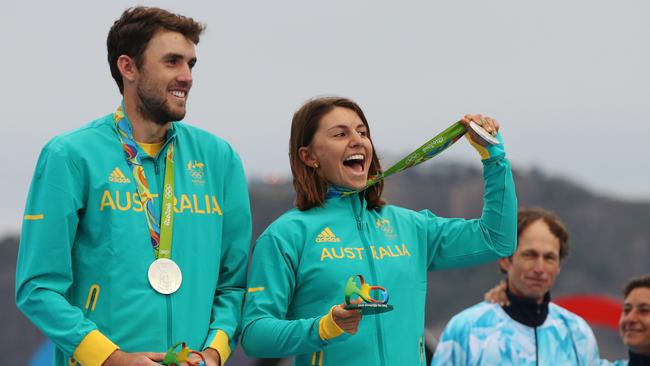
534, 326, 538, 366
167, 295, 173, 347
535, 302, 542, 366
351, 195, 387, 366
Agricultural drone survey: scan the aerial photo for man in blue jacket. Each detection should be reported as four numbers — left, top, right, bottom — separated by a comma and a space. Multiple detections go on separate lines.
432, 208, 600, 365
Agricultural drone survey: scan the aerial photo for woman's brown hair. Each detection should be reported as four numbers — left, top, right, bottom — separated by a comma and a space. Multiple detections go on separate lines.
289, 96, 385, 211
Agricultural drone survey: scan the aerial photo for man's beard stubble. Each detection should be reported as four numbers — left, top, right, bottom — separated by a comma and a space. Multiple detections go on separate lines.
136, 77, 186, 126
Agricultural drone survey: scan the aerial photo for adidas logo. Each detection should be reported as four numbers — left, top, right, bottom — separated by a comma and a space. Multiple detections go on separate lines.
109, 167, 131, 184
316, 227, 341, 243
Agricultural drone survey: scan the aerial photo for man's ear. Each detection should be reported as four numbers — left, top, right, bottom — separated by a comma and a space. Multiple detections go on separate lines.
498, 257, 511, 273
117, 55, 138, 84
298, 146, 318, 168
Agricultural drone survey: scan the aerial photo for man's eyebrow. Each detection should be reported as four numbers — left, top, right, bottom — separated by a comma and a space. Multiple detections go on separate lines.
624, 301, 650, 307
163, 53, 184, 59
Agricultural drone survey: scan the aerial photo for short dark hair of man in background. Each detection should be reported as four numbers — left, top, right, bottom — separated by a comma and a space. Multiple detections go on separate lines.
15, 7, 251, 366
431, 208, 601, 365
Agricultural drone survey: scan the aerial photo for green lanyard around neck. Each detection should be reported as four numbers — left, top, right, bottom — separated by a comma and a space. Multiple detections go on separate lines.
113, 105, 175, 259
157, 154, 175, 259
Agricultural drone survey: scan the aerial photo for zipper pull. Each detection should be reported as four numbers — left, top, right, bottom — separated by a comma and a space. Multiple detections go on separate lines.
154, 159, 160, 175
356, 218, 362, 230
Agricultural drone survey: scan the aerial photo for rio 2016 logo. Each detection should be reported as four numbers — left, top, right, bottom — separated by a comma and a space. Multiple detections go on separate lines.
187, 160, 205, 184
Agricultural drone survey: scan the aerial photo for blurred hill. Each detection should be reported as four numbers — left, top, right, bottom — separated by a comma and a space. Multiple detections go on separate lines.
3, 162, 648, 364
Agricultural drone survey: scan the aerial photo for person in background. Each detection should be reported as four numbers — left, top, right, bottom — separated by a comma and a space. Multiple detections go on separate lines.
432, 208, 601, 365
601, 274, 650, 365
617, 274, 650, 364
486, 273, 650, 366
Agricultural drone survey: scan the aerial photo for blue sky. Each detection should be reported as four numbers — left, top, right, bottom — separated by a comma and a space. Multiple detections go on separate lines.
2, 0, 649, 234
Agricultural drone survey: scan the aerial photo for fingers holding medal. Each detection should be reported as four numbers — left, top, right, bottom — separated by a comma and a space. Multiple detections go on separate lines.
461, 114, 500, 146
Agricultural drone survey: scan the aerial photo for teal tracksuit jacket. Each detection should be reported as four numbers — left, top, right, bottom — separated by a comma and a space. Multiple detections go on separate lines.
241, 136, 517, 366
15, 108, 251, 366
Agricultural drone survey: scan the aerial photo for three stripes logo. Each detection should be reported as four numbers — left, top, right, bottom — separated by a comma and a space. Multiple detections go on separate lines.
315, 227, 341, 243
109, 167, 131, 184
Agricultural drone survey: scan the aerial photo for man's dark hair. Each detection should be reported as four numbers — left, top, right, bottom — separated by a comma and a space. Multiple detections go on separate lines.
107, 6, 205, 94
623, 274, 650, 298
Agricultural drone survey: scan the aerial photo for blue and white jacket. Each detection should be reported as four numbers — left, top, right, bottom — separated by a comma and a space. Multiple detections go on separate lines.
432, 300, 600, 365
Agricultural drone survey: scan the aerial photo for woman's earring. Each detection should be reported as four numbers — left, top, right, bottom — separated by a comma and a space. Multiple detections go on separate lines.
313, 162, 319, 169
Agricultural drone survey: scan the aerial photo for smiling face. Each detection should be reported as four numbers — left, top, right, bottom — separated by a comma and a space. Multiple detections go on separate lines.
299, 107, 373, 190
134, 30, 197, 124
620, 287, 650, 355
499, 219, 562, 303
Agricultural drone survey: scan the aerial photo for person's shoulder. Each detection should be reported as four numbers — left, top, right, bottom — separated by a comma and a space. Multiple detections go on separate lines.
42, 114, 114, 156
446, 301, 503, 329
378, 204, 415, 216
376, 203, 425, 222
174, 123, 243, 161
258, 208, 305, 239
174, 123, 230, 147
548, 302, 594, 334
254, 208, 313, 254
549, 302, 585, 321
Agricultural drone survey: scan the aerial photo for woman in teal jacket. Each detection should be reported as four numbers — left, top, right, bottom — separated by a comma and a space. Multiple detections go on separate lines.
241, 96, 517, 366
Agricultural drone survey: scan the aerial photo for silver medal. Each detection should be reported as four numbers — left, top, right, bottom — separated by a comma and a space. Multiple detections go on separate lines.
469, 121, 499, 145
148, 258, 182, 294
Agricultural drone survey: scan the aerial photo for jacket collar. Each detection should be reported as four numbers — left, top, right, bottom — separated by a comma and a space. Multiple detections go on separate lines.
326, 184, 355, 197
114, 100, 178, 145
325, 185, 368, 211
629, 351, 650, 366
502, 286, 551, 327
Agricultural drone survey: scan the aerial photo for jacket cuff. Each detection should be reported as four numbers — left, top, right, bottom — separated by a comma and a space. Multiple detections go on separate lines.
466, 132, 505, 160
207, 329, 231, 366
318, 306, 345, 340
73, 329, 119, 366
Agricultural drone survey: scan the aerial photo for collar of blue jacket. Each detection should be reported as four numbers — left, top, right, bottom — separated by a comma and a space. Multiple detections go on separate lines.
502, 286, 551, 327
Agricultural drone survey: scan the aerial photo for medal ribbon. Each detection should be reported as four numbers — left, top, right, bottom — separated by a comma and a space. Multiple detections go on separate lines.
334, 122, 467, 198
113, 105, 175, 259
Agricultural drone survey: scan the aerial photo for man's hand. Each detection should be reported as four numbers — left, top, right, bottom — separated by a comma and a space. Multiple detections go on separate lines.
103, 349, 165, 366
484, 280, 509, 306
332, 304, 362, 334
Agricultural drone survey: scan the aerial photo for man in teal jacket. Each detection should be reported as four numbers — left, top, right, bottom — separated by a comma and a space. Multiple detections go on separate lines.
241, 97, 517, 366
15, 7, 251, 366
